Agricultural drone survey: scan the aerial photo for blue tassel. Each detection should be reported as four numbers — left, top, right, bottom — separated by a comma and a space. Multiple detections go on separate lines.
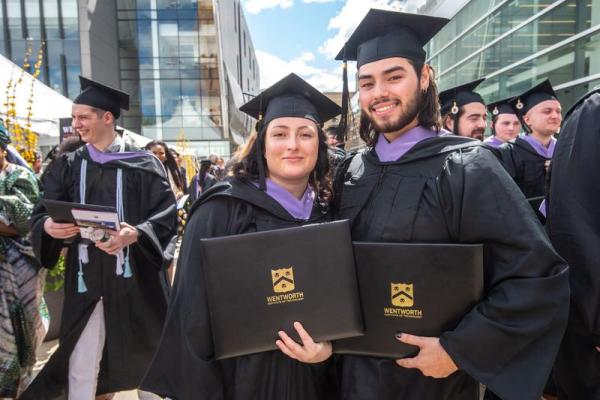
78, 270, 88, 293
123, 257, 133, 278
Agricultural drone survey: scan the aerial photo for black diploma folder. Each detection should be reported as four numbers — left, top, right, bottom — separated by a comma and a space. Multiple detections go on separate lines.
200, 220, 364, 360
333, 242, 483, 358
43, 199, 117, 224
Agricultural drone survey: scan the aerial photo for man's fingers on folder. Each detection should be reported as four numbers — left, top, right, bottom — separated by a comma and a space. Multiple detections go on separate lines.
275, 339, 298, 360
43, 218, 80, 239
293, 322, 314, 345
395, 333, 427, 347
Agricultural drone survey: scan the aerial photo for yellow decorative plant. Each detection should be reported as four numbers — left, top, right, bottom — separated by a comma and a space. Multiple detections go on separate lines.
2, 41, 44, 164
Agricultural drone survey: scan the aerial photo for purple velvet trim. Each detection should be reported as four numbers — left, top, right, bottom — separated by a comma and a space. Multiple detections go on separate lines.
86, 143, 150, 164
522, 135, 556, 159
374, 126, 437, 162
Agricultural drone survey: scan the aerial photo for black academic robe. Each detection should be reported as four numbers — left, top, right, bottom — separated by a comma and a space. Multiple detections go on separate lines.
334, 135, 569, 400
497, 137, 550, 222
141, 179, 337, 400
187, 172, 218, 204
546, 88, 600, 399
22, 145, 177, 399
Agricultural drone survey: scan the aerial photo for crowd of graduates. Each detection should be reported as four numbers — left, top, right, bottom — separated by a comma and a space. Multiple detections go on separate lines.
1, 7, 599, 400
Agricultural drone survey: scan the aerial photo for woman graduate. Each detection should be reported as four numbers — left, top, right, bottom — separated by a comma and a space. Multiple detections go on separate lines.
141, 73, 341, 400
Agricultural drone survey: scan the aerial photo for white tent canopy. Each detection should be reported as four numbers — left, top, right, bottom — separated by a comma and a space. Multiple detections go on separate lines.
0, 53, 72, 146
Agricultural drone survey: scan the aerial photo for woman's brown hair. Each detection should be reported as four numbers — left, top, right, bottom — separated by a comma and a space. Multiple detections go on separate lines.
359, 61, 442, 147
233, 122, 332, 203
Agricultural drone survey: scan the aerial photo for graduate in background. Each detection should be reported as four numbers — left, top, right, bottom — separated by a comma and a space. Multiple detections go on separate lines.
187, 158, 218, 204
483, 97, 521, 149
546, 86, 600, 399
498, 79, 562, 222
142, 73, 340, 400
22, 77, 177, 400
333, 9, 569, 400
439, 79, 487, 141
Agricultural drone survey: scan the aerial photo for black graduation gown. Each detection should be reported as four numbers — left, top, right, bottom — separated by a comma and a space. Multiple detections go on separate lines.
334, 135, 569, 400
497, 137, 550, 222
187, 172, 218, 204
546, 88, 600, 399
141, 179, 338, 400
22, 145, 177, 399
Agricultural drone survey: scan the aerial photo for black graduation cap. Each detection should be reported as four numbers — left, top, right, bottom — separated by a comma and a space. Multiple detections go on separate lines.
73, 76, 130, 119
487, 97, 516, 117
439, 78, 486, 116
199, 159, 213, 167
509, 79, 558, 117
239, 73, 340, 191
335, 9, 449, 67
239, 73, 341, 127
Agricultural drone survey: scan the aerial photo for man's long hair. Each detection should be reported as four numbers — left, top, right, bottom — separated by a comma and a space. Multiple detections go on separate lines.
233, 124, 332, 203
359, 61, 442, 147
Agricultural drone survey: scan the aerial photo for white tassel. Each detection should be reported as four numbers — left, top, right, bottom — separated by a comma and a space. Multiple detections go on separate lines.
115, 250, 124, 276
78, 243, 89, 264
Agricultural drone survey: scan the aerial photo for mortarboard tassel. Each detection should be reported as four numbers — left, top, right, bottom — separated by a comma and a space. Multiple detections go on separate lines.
336, 49, 350, 143
256, 93, 267, 191
452, 114, 460, 135
256, 121, 267, 191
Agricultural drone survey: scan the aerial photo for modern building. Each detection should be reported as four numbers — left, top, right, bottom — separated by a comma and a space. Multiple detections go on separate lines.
0, 0, 259, 157
422, 0, 600, 109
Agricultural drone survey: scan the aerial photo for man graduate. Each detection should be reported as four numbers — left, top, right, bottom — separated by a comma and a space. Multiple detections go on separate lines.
484, 97, 521, 149
333, 9, 569, 400
546, 86, 600, 399
439, 79, 487, 141
498, 79, 562, 222
22, 77, 177, 399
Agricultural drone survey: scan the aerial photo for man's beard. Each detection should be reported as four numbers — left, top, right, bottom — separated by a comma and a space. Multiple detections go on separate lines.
363, 89, 422, 134
469, 128, 485, 141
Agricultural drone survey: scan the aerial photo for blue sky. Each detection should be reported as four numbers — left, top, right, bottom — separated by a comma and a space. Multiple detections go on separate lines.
240, 0, 427, 91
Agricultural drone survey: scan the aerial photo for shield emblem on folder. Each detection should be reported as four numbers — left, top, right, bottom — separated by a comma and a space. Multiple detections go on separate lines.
391, 283, 414, 307
272, 267, 295, 293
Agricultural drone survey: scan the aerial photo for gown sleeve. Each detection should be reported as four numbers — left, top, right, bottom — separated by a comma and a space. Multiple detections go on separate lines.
547, 92, 600, 344
437, 147, 570, 400
141, 196, 253, 400
29, 155, 72, 269
132, 168, 178, 270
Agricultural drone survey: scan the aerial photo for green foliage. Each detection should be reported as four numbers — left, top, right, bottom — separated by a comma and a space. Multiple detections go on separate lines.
44, 255, 65, 293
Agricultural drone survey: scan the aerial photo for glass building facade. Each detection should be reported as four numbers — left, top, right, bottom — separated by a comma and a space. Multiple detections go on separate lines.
116, 0, 258, 156
0, 0, 81, 98
1, 0, 258, 157
427, 0, 600, 108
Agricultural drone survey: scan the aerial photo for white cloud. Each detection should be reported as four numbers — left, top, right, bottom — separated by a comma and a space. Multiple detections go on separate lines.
303, 0, 336, 3
256, 50, 346, 92
242, 0, 294, 14
319, 0, 422, 59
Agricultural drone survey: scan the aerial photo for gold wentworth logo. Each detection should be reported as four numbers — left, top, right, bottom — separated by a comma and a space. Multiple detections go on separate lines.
271, 267, 295, 293
384, 282, 423, 319
266, 267, 304, 306
391, 283, 414, 307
